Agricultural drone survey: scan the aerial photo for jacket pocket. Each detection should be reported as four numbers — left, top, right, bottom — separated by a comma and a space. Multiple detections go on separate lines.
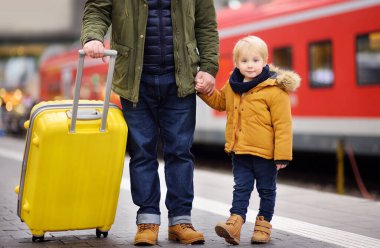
112, 42, 132, 89
186, 42, 200, 62
186, 41, 200, 75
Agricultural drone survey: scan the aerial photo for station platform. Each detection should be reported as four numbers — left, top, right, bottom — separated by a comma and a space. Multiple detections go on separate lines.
0, 136, 379, 248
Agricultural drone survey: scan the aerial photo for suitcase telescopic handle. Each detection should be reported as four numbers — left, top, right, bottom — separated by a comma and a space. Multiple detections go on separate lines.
70, 49, 118, 133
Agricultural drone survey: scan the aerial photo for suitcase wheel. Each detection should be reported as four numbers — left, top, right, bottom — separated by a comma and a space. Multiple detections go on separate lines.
96, 229, 108, 238
32, 235, 44, 242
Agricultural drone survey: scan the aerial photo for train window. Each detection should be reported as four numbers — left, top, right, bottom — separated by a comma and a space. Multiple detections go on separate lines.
308, 41, 334, 87
356, 31, 380, 85
273, 47, 292, 70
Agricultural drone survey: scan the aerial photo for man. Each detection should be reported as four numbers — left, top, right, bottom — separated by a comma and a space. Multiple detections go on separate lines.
81, 0, 219, 246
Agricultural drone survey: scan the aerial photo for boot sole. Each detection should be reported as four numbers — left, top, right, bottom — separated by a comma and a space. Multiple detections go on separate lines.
215, 226, 239, 245
251, 238, 270, 244
168, 233, 205, 244
134, 239, 156, 246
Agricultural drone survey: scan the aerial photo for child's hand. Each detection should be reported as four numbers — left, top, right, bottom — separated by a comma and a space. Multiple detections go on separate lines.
194, 71, 215, 96
195, 78, 214, 95
195, 78, 207, 94
276, 164, 287, 170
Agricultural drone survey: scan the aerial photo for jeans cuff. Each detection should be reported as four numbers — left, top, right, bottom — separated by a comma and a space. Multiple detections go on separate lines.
137, 214, 161, 225
168, 215, 191, 226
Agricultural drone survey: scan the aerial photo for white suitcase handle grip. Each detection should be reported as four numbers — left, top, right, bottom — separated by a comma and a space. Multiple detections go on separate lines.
70, 49, 117, 133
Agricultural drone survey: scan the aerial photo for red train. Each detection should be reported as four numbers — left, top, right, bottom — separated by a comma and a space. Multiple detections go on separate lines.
37, 0, 380, 155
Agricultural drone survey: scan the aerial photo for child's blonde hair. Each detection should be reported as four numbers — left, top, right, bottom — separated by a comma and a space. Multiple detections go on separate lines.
233, 36, 268, 65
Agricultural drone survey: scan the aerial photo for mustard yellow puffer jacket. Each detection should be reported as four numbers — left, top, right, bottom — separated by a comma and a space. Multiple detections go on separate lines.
199, 65, 301, 161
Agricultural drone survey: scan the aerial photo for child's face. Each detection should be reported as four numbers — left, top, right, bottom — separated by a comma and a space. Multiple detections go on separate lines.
236, 48, 265, 82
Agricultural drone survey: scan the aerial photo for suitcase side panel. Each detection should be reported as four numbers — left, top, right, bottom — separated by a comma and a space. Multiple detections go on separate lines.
19, 104, 127, 235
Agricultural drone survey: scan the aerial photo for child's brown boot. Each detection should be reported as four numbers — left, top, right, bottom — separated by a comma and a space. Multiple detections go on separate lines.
215, 214, 244, 245
251, 216, 272, 243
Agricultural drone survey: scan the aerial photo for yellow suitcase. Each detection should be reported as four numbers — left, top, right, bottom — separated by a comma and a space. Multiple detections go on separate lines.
15, 50, 128, 242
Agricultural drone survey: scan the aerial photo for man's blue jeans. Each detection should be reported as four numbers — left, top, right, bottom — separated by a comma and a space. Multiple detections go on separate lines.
230, 153, 278, 222
120, 72, 196, 226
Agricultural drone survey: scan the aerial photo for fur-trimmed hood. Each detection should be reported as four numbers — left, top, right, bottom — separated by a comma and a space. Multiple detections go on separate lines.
269, 64, 301, 92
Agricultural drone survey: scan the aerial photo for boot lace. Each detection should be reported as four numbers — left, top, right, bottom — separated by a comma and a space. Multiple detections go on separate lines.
138, 224, 156, 233
179, 223, 195, 231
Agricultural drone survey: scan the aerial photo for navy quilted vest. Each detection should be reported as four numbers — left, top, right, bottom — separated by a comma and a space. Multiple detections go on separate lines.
143, 0, 175, 75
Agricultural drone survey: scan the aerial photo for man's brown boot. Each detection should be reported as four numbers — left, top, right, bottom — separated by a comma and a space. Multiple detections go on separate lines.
168, 223, 205, 244
251, 216, 272, 243
134, 224, 159, 246
214, 214, 244, 245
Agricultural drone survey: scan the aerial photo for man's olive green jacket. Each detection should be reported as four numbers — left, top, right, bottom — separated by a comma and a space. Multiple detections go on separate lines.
81, 0, 219, 103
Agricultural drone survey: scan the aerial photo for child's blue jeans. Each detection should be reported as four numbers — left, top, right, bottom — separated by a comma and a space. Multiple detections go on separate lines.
230, 153, 278, 222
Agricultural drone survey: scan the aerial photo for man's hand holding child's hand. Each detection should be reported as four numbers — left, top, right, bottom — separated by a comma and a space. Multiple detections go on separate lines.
195, 71, 215, 96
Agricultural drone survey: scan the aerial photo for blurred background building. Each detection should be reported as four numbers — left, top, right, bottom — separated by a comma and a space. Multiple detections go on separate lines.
0, 0, 85, 95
